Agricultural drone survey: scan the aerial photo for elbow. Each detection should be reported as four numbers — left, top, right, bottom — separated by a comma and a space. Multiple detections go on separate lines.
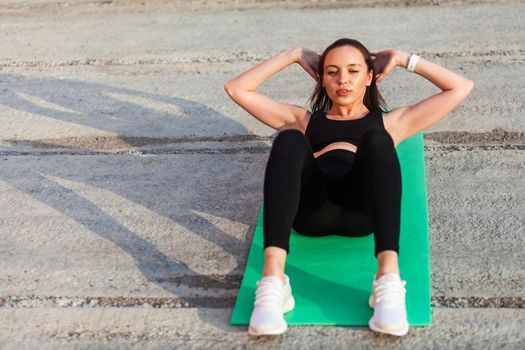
224, 82, 242, 97
462, 80, 475, 95
224, 82, 234, 96
452, 80, 474, 97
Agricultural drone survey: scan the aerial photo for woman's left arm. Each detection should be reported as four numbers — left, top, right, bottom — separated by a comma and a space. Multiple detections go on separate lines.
384, 50, 474, 144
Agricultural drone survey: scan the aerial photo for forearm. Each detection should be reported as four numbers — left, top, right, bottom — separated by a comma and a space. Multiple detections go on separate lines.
395, 50, 473, 92
224, 48, 299, 92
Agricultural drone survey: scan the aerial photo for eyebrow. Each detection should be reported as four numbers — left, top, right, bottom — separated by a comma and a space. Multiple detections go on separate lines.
325, 64, 362, 68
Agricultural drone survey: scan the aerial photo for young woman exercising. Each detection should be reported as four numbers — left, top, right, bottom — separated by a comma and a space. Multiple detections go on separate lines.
224, 38, 474, 337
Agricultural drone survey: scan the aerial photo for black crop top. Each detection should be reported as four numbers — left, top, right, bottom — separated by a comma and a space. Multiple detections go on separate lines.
305, 109, 385, 153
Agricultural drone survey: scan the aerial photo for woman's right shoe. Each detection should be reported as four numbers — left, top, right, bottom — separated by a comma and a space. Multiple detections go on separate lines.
248, 274, 295, 335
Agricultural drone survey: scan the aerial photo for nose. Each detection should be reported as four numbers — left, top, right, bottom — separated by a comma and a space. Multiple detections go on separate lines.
337, 71, 349, 84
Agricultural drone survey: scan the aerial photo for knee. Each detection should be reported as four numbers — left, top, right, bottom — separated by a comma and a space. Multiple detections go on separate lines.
359, 128, 395, 155
270, 129, 310, 157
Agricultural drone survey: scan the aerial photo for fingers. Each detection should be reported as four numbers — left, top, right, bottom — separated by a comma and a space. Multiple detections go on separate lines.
309, 70, 319, 82
384, 63, 395, 76
375, 61, 396, 84
304, 64, 319, 82
311, 70, 320, 82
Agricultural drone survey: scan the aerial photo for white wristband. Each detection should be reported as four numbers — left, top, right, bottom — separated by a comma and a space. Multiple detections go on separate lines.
407, 54, 419, 72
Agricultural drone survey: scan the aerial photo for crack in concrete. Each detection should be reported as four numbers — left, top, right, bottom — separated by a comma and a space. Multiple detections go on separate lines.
5, 134, 272, 150
0, 49, 523, 68
47, 329, 194, 342
1, 295, 523, 309
0, 144, 524, 157
1, 145, 524, 157
432, 296, 525, 309
1, 0, 521, 15
1, 128, 524, 156
0, 295, 236, 309
154, 274, 242, 290
425, 128, 525, 144
0, 147, 267, 156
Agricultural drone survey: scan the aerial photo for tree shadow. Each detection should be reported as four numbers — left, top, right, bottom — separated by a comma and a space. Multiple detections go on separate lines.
0, 73, 276, 332
0, 73, 251, 141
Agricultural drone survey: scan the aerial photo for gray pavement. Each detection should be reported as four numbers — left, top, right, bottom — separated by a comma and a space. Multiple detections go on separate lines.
0, 0, 524, 348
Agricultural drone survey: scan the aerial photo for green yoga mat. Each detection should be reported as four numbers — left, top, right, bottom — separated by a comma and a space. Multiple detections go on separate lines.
230, 124, 432, 327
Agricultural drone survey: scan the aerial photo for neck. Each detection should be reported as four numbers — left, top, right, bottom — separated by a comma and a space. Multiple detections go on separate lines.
326, 103, 370, 119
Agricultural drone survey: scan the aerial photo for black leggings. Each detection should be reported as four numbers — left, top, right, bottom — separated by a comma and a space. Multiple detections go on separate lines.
263, 128, 402, 257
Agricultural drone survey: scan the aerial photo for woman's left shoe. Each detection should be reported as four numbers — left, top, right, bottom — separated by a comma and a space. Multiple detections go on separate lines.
368, 272, 409, 336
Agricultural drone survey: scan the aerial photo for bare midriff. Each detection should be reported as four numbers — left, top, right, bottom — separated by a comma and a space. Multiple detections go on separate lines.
288, 111, 363, 159
313, 141, 357, 159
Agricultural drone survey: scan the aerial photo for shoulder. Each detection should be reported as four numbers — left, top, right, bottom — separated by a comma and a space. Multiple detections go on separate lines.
379, 107, 408, 148
277, 105, 315, 133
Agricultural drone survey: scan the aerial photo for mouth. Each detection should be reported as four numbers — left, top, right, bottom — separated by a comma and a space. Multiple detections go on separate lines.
336, 89, 351, 96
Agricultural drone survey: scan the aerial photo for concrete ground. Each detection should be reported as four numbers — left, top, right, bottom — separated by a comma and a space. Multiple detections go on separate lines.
0, 0, 524, 348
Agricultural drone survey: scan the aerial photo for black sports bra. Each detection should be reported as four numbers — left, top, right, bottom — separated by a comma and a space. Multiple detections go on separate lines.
305, 109, 385, 153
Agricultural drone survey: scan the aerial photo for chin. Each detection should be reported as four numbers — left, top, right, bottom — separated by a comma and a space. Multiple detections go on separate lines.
334, 96, 353, 102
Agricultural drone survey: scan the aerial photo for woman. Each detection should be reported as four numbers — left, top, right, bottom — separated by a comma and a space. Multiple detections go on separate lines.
224, 38, 474, 337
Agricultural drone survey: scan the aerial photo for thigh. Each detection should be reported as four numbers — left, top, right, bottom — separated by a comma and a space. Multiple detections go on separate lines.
340, 149, 369, 214
294, 144, 330, 214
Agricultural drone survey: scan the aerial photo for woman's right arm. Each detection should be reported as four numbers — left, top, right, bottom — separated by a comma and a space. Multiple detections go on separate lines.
224, 47, 308, 131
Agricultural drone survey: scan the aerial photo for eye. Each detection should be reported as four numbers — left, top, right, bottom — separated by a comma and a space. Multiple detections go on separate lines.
327, 72, 336, 75
350, 70, 359, 73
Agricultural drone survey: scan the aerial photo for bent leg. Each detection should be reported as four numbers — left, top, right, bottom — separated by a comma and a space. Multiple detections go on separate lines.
263, 129, 327, 254
343, 128, 402, 257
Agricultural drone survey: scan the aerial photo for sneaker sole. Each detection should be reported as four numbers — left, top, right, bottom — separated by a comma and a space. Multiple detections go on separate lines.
248, 323, 288, 336
368, 318, 409, 336
284, 293, 295, 313
247, 293, 295, 336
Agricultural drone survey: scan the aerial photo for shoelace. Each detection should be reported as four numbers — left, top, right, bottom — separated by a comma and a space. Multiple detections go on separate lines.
253, 279, 285, 308
374, 280, 407, 307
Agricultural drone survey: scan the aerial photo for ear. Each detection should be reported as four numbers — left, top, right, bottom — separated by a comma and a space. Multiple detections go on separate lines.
366, 69, 373, 86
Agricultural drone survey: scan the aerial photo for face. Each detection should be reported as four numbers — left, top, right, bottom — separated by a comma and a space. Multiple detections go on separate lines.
322, 45, 373, 106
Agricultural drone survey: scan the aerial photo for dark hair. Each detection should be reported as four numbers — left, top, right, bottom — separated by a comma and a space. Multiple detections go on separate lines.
308, 38, 388, 114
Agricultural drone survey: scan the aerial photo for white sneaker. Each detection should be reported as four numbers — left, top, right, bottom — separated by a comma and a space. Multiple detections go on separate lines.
248, 274, 295, 335
368, 272, 409, 336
